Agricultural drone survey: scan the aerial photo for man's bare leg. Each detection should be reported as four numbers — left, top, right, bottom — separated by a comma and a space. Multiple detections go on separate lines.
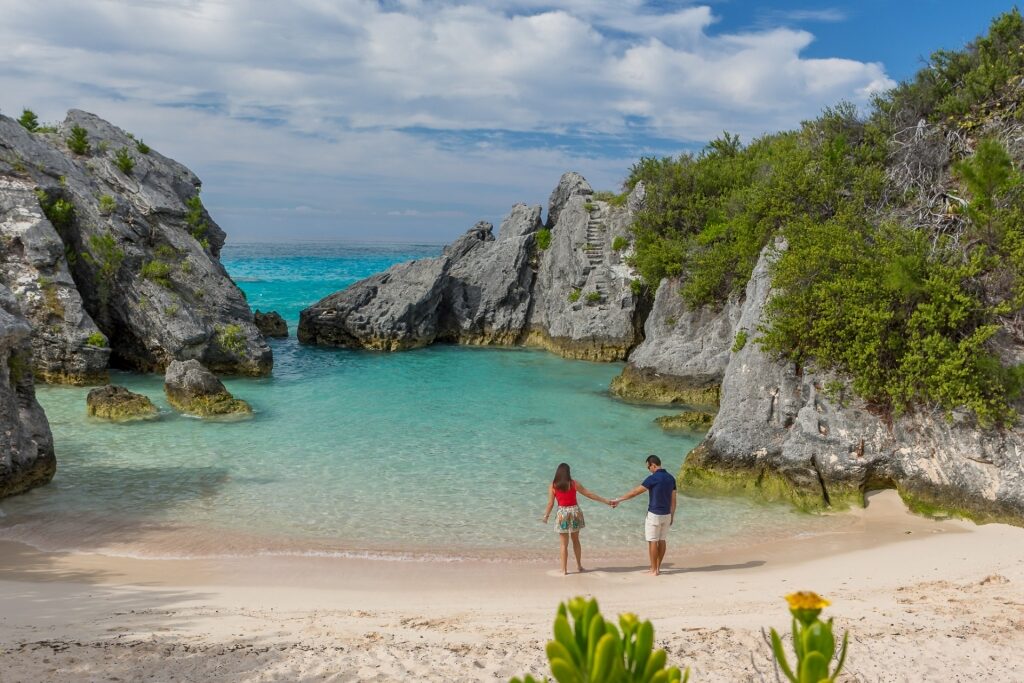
648, 541, 659, 575
656, 540, 667, 574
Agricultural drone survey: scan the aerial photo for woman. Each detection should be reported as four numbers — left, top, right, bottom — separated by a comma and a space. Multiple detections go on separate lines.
541, 462, 614, 575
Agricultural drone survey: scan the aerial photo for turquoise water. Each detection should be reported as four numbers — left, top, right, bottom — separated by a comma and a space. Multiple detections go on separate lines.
0, 243, 846, 561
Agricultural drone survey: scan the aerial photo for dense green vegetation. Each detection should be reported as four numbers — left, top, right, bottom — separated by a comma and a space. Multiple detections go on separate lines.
625, 9, 1024, 425
18, 109, 38, 132
66, 125, 90, 155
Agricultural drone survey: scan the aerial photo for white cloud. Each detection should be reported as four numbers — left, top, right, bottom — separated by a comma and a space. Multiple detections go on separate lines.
0, 0, 894, 240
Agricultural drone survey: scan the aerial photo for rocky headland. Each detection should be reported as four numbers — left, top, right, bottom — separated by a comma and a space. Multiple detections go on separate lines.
0, 109, 272, 498
299, 173, 645, 361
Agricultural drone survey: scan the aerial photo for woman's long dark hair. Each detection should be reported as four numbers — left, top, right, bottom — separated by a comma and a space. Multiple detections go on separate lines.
552, 463, 572, 492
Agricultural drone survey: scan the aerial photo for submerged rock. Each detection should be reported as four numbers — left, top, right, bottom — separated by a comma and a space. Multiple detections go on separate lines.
0, 285, 55, 498
254, 310, 288, 338
681, 243, 1024, 524
655, 411, 715, 433
86, 384, 158, 421
0, 110, 271, 378
164, 359, 251, 417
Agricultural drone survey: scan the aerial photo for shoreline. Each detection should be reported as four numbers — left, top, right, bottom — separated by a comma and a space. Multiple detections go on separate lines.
2, 491, 1022, 680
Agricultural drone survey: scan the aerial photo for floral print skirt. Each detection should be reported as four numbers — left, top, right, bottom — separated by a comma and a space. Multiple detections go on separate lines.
556, 505, 585, 534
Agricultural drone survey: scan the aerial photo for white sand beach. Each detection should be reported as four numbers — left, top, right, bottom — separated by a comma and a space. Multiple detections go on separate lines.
1, 491, 1022, 682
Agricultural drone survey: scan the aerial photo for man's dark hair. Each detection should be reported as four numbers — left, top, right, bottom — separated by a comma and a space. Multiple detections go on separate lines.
646, 454, 661, 467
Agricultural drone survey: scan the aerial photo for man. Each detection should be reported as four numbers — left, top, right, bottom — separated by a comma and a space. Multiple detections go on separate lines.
612, 455, 677, 576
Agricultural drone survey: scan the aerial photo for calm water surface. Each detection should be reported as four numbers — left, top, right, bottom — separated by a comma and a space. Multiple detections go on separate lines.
0, 242, 847, 561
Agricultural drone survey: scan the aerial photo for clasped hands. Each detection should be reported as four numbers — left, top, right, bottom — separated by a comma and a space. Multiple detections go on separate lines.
606, 498, 620, 508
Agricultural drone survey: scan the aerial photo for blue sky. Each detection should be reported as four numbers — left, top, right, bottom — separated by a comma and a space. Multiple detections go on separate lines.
0, 1, 1016, 242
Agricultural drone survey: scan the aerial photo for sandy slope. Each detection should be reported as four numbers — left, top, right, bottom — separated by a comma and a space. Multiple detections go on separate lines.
1, 491, 1022, 682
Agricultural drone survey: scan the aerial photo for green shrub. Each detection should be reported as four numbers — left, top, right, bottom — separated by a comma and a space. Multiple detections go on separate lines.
568, 288, 582, 303
586, 291, 602, 303
83, 233, 125, 307
154, 243, 179, 261
136, 139, 151, 154
67, 125, 90, 155
510, 597, 688, 683
35, 190, 76, 230
537, 228, 552, 250
612, 236, 629, 251
216, 324, 246, 355
583, 201, 595, 212
113, 147, 135, 175
98, 195, 116, 215
732, 330, 747, 352
593, 190, 628, 207
185, 194, 209, 241
18, 109, 38, 132
164, 303, 180, 316
85, 331, 107, 348
140, 260, 173, 288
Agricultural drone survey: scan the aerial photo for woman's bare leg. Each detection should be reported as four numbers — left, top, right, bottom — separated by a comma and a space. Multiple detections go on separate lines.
571, 531, 583, 572
559, 533, 569, 575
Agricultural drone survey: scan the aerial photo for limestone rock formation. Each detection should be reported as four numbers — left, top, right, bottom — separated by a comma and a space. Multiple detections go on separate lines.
254, 310, 288, 338
86, 384, 158, 421
0, 285, 55, 498
0, 110, 271, 379
610, 277, 740, 405
681, 244, 1024, 523
298, 172, 643, 361
164, 359, 251, 417
654, 411, 714, 433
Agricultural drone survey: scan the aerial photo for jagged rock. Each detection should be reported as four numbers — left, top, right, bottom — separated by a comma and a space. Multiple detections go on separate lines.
254, 310, 287, 338
0, 285, 55, 498
86, 384, 158, 421
546, 171, 592, 229
0, 176, 109, 384
525, 183, 642, 361
0, 110, 271, 377
627, 180, 646, 213
610, 277, 740, 404
298, 257, 449, 350
681, 242, 1024, 524
441, 205, 540, 345
164, 359, 251, 417
655, 410, 715, 433
298, 173, 642, 360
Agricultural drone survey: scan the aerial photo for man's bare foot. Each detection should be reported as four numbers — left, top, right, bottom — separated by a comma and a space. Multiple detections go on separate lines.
577, 566, 585, 573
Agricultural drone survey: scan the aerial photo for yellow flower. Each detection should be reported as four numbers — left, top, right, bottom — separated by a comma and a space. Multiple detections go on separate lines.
785, 592, 831, 611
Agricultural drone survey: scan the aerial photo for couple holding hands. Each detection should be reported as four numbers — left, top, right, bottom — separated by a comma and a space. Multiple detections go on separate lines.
541, 455, 677, 576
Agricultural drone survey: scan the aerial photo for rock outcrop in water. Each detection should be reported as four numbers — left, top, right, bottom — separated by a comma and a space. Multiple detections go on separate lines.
680, 244, 1024, 523
0, 285, 55, 497
0, 110, 271, 381
86, 384, 158, 421
299, 173, 644, 360
254, 310, 288, 338
164, 359, 251, 417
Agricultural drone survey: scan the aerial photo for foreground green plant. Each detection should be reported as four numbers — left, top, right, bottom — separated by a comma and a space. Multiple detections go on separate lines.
511, 597, 689, 683
113, 147, 135, 175
18, 109, 38, 132
67, 125, 90, 155
769, 592, 848, 683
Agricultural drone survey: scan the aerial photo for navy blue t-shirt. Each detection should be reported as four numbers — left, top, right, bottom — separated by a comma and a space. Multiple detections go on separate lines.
642, 468, 676, 515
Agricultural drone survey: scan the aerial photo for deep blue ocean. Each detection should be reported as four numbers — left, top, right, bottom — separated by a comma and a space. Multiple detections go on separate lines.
0, 242, 846, 561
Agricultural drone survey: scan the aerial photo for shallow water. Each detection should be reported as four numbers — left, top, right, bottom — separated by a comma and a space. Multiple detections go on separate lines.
0, 242, 848, 561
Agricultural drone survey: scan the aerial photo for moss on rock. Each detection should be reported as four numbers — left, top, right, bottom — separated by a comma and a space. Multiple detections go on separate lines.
610, 364, 719, 406
86, 385, 158, 421
655, 410, 715, 433
166, 390, 251, 417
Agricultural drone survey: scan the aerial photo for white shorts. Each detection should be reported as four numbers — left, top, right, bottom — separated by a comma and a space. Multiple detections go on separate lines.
644, 512, 672, 542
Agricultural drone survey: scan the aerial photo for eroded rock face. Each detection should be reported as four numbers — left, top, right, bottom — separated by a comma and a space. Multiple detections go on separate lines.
164, 359, 251, 417
611, 277, 740, 404
682, 243, 1024, 523
0, 176, 109, 384
298, 172, 643, 361
254, 310, 288, 338
0, 285, 55, 498
0, 110, 271, 378
86, 384, 158, 421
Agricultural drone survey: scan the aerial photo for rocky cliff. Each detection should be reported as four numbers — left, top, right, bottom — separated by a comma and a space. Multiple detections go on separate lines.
0, 110, 271, 379
0, 285, 55, 497
681, 243, 1024, 523
299, 172, 644, 360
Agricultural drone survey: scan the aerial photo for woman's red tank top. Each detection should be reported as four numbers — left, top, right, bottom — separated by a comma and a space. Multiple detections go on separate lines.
554, 481, 578, 506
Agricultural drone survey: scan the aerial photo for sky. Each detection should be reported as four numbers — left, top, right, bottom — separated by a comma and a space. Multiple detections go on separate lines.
0, 1, 1017, 242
